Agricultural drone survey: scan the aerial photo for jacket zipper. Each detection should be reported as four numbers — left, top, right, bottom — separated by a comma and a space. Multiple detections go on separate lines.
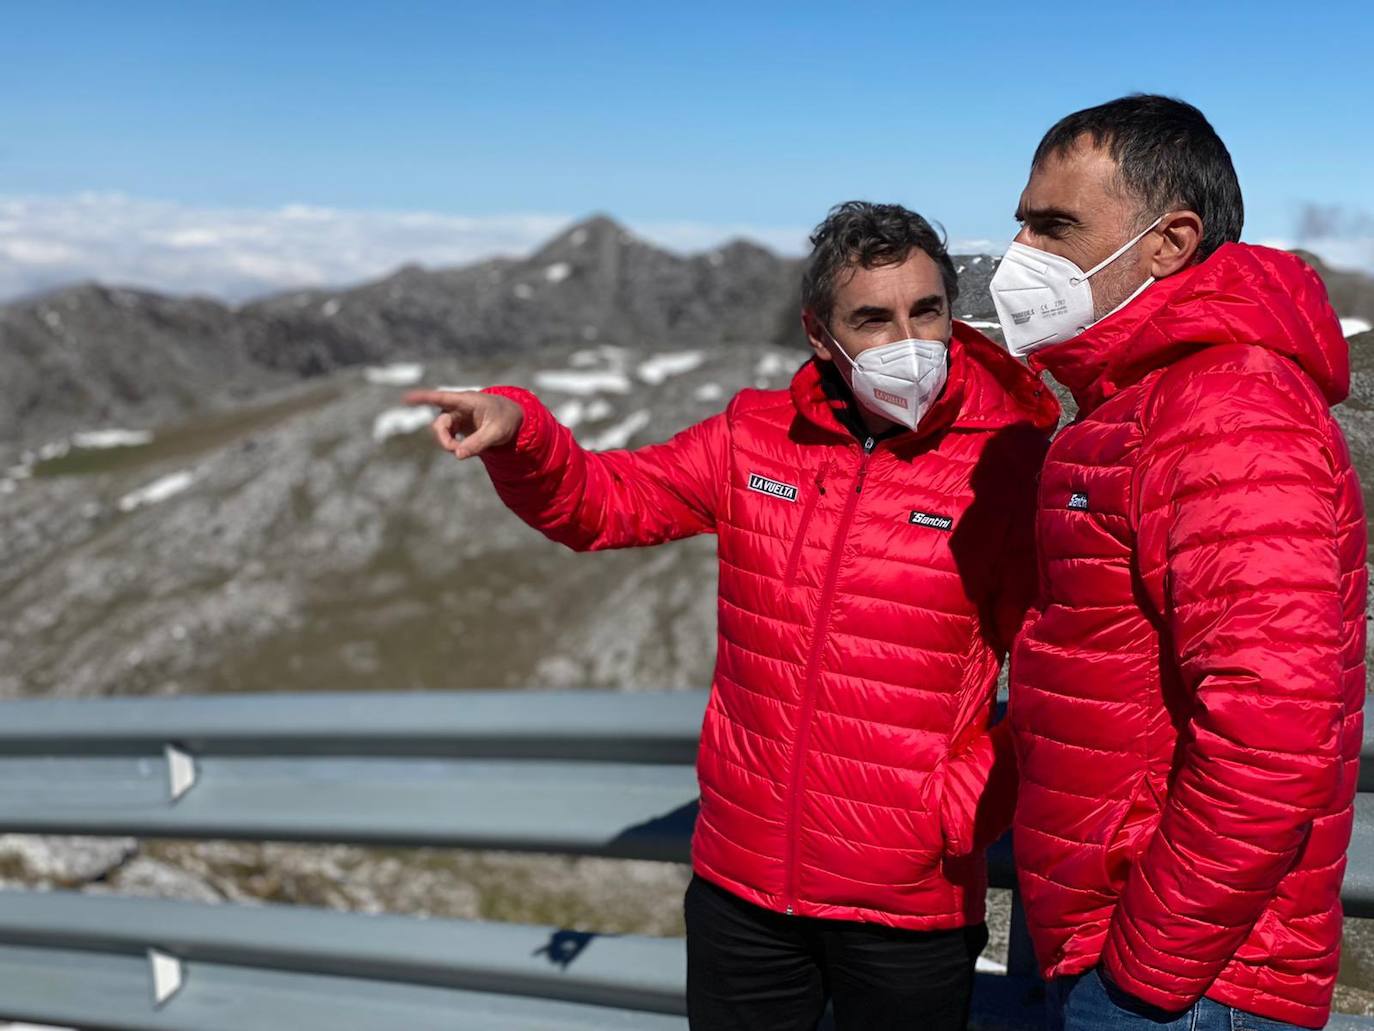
783, 435, 876, 914
782, 461, 830, 587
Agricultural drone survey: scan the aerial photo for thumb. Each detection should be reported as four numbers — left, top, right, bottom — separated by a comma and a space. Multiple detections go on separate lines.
453, 420, 505, 460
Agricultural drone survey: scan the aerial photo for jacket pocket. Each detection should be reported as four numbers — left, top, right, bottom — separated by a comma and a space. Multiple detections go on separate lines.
781, 465, 828, 586
1100, 771, 1164, 891
912, 762, 953, 865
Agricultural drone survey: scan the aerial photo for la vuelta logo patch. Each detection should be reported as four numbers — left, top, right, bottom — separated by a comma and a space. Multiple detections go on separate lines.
747, 473, 799, 503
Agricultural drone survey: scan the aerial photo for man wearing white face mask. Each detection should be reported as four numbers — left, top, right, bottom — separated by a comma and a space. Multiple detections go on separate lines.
996, 95, 1364, 1031
406, 201, 1059, 1029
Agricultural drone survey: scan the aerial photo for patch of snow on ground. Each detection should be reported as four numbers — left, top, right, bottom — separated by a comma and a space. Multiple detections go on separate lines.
570, 228, 588, 246
364, 363, 424, 386
638, 351, 705, 384
566, 345, 626, 368
533, 370, 632, 395
72, 429, 153, 449
433, 384, 482, 394
970, 256, 983, 265
975, 956, 1007, 974
321, 298, 341, 317
960, 320, 1002, 330
118, 471, 195, 512
513, 283, 534, 299
544, 262, 572, 283
1342, 317, 1372, 338
585, 410, 651, 451
555, 400, 585, 428
581, 325, 599, 341
568, 344, 626, 369
372, 406, 435, 442
694, 383, 725, 403
755, 352, 792, 380
586, 399, 614, 421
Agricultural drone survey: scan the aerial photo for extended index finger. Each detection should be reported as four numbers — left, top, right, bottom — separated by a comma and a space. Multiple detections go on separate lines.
403, 389, 480, 409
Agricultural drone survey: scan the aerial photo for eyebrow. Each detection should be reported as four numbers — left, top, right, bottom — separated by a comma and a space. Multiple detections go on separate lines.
846, 304, 891, 322
844, 295, 945, 322
1015, 204, 1080, 224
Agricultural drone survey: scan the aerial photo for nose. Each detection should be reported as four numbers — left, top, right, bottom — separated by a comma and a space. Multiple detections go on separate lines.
891, 317, 919, 341
1013, 224, 1034, 246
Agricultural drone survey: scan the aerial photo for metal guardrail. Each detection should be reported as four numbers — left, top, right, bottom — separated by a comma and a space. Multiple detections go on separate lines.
0, 890, 686, 1030
0, 691, 702, 860
0, 689, 1368, 1030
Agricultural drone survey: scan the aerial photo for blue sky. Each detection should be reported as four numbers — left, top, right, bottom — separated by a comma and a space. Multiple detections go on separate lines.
2, 1, 1372, 299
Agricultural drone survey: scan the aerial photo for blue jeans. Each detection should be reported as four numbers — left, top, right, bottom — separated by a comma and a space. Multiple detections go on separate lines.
1047, 968, 1302, 1031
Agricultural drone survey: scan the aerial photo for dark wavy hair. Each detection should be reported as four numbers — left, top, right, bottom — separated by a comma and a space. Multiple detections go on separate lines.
1032, 94, 1243, 260
801, 201, 959, 327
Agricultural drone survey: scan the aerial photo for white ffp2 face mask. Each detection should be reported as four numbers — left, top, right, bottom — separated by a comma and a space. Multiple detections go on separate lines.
823, 329, 949, 431
990, 216, 1163, 358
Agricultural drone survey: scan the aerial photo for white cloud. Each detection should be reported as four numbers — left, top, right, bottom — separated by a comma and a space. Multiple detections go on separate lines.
1304, 238, 1374, 275
1266, 204, 1374, 278
1259, 234, 1374, 277
11, 192, 1364, 310
0, 194, 573, 303
950, 238, 1004, 256
0, 193, 814, 304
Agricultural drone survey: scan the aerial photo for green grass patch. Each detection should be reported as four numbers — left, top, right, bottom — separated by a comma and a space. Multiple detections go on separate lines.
32, 385, 342, 478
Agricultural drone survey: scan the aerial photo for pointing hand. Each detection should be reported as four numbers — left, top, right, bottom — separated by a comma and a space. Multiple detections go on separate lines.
402, 390, 524, 459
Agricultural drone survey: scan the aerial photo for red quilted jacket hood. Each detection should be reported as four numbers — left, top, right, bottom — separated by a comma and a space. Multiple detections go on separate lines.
794, 320, 1061, 438
1030, 242, 1349, 414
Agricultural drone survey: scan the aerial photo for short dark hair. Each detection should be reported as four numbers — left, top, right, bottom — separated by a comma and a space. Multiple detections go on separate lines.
1032, 94, 1243, 260
802, 201, 959, 327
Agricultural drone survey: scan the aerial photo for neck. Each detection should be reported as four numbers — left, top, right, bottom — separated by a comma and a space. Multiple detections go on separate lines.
857, 406, 895, 436
817, 359, 898, 438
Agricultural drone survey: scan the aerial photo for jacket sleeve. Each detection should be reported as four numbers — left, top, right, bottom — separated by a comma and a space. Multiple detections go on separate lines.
477, 386, 728, 551
938, 423, 1049, 857
1102, 364, 1346, 1010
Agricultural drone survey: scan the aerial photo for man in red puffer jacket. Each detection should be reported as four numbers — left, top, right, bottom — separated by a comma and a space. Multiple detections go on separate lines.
406, 202, 1059, 1029
992, 95, 1366, 1030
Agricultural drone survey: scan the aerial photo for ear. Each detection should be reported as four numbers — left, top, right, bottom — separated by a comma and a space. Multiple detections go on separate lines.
802, 310, 835, 362
1148, 210, 1203, 278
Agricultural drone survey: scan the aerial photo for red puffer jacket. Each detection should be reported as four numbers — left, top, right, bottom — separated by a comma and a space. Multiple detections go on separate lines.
479, 323, 1058, 928
1010, 244, 1366, 1027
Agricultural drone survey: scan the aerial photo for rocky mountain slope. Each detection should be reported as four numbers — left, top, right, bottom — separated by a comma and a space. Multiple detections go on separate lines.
0, 215, 1005, 460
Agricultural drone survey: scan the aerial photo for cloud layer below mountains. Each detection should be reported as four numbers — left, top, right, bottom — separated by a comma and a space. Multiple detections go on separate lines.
2, 193, 1369, 305
0, 194, 818, 304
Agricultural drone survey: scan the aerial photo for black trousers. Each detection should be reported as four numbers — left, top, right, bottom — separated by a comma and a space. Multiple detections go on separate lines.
684, 875, 988, 1031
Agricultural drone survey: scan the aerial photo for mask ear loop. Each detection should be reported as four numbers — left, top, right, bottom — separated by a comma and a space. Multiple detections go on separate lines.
818, 327, 851, 371
1070, 215, 1166, 287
